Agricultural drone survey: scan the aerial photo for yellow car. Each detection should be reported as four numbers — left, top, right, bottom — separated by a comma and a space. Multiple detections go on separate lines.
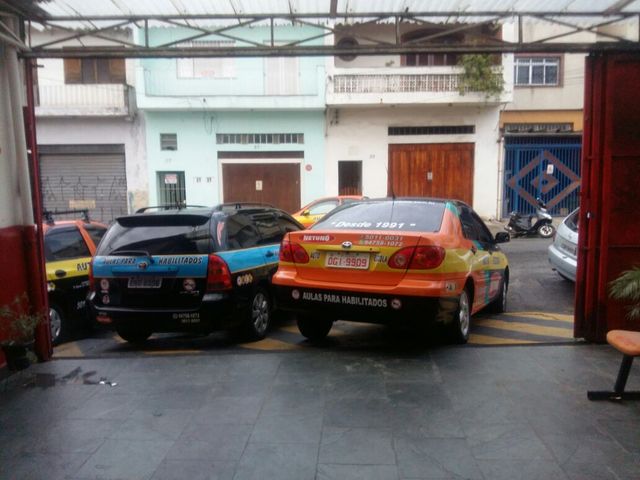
292, 196, 365, 228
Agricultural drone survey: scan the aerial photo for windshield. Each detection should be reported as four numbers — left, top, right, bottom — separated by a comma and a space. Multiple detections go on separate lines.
312, 200, 445, 232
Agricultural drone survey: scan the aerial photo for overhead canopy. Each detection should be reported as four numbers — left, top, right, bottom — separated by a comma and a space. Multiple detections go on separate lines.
1, 0, 639, 57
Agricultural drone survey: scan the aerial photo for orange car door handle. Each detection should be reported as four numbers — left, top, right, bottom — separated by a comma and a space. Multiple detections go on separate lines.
470, 246, 477, 254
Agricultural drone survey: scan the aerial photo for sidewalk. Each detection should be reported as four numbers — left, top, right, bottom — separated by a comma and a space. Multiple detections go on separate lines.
1, 343, 639, 480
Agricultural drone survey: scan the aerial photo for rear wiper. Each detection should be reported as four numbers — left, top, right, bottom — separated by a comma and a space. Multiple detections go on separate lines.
108, 249, 152, 258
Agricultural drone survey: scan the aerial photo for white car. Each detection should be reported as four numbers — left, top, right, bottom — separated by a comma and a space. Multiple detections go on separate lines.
548, 208, 579, 281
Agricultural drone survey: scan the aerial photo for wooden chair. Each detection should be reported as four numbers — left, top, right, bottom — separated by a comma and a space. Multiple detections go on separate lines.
588, 330, 640, 401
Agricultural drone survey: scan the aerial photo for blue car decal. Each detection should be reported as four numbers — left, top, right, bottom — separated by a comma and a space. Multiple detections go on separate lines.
93, 255, 209, 278
217, 244, 279, 273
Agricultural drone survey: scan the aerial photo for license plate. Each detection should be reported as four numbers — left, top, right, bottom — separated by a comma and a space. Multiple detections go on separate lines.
560, 241, 576, 256
128, 276, 162, 289
325, 252, 370, 270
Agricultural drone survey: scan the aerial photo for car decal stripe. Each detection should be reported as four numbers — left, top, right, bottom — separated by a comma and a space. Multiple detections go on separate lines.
46, 257, 92, 281
217, 244, 278, 273
92, 255, 208, 278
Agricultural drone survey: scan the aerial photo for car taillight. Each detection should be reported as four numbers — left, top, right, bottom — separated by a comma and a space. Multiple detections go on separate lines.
88, 259, 95, 290
206, 254, 232, 291
279, 240, 309, 264
388, 246, 445, 270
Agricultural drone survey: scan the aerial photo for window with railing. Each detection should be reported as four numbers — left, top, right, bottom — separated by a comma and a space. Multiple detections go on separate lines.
64, 58, 125, 84
216, 133, 304, 144
514, 56, 561, 86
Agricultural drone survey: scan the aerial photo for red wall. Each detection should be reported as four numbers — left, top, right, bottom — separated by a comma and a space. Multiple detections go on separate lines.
575, 52, 640, 341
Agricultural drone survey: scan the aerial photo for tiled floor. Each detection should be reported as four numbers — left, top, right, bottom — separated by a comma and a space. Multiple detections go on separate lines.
1, 344, 639, 480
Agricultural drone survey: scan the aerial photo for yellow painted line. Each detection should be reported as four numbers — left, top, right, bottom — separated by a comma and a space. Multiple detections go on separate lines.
53, 342, 84, 358
469, 334, 536, 345
142, 349, 203, 355
503, 312, 574, 323
279, 324, 301, 334
238, 338, 303, 351
112, 334, 126, 344
475, 319, 574, 338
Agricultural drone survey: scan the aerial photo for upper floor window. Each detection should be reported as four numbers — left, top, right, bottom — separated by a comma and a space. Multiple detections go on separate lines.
177, 41, 236, 79
64, 58, 125, 84
515, 56, 561, 86
402, 28, 464, 67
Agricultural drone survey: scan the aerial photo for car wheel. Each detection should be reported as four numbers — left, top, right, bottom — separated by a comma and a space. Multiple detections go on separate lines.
116, 326, 152, 344
49, 303, 67, 346
447, 289, 471, 344
242, 287, 272, 341
489, 276, 508, 314
538, 224, 555, 238
297, 314, 333, 342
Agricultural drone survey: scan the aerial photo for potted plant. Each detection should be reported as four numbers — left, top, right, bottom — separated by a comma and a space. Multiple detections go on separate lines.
0, 293, 44, 371
609, 267, 640, 321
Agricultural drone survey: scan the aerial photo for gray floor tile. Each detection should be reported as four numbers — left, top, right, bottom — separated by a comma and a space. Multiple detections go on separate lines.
197, 395, 265, 424
392, 406, 465, 438
108, 408, 192, 441
317, 464, 399, 480
477, 459, 569, 480
319, 427, 396, 465
324, 398, 394, 428
465, 423, 554, 460
73, 438, 173, 480
233, 442, 317, 480
325, 374, 387, 399
34, 418, 123, 454
150, 460, 236, 480
394, 436, 483, 479
596, 418, 640, 454
166, 423, 252, 461
539, 432, 640, 466
0, 452, 89, 480
250, 413, 323, 444
261, 385, 325, 417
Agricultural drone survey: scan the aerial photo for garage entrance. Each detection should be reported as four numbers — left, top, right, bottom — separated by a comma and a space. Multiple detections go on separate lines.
221, 162, 301, 213
388, 143, 474, 204
39, 146, 127, 223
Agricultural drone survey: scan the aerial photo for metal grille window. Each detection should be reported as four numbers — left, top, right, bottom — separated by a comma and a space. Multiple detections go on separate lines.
157, 171, 186, 207
388, 126, 475, 136
504, 123, 573, 134
515, 57, 560, 86
160, 133, 177, 151
216, 133, 304, 144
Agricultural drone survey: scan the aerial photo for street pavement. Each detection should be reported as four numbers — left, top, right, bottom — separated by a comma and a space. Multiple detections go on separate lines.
2, 230, 640, 480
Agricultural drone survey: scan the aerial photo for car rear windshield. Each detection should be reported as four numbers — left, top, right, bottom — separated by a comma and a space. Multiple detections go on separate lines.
565, 209, 579, 233
312, 200, 445, 232
97, 215, 213, 256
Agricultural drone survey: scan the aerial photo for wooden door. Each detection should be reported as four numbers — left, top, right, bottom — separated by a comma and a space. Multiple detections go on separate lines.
388, 143, 474, 204
222, 163, 301, 213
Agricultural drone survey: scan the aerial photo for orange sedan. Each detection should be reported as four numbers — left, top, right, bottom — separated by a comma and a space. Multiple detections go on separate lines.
292, 195, 365, 228
273, 198, 510, 343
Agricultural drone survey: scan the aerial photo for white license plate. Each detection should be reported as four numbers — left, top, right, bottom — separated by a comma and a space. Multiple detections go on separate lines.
325, 252, 370, 270
560, 241, 576, 256
128, 276, 162, 289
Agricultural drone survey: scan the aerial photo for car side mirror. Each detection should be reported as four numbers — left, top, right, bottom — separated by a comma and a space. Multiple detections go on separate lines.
494, 232, 510, 244
302, 209, 310, 216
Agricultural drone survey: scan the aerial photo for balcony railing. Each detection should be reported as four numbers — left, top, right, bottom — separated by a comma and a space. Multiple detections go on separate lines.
333, 73, 462, 94
35, 84, 134, 116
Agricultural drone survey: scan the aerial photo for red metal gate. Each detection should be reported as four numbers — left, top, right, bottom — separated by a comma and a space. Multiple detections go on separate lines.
575, 52, 640, 342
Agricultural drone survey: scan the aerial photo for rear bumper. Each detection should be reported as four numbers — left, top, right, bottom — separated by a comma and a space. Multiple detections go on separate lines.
87, 292, 245, 333
274, 285, 441, 324
548, 244, 577, 281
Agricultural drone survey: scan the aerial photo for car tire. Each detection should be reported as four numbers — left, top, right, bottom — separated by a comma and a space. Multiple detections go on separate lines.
297, 314, 333, 342
489, 276, 508, 314
537, 224, 555, 238
49, 303, 68, 346
446, 288, 471, 344
116, 327, 152, 344
240, 287, 272, 341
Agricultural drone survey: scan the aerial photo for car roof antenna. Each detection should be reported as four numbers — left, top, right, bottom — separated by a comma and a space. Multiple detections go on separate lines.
385, 164, 396, 200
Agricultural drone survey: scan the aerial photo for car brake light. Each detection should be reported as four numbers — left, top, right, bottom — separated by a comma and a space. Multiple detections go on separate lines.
206, 254, 232, 291
88, 259, 95, 290
279, 239, 309, 264
388, 246, 445, 270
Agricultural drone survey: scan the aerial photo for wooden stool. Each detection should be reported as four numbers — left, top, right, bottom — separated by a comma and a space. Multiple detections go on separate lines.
588, 330, 640, 401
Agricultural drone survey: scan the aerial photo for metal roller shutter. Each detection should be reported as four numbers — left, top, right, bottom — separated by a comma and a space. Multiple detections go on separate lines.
39, 154, 127, 224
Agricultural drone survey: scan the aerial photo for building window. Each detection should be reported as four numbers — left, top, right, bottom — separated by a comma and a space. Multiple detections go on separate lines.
160, 133, 177, 151
157, 172, 186, 207
515, 56, 561, 86
176, 41, 236, 78
64, 58, 125, 84
216, 133, 304, 144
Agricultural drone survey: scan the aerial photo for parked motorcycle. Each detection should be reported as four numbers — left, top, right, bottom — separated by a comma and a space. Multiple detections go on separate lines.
505, 198, 556, 238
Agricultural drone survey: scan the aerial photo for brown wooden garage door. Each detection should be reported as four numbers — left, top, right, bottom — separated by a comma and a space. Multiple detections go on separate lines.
388, 143, 474, 204
222, 163, 301, 213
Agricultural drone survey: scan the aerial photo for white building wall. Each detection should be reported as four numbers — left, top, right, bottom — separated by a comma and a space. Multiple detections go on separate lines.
35, 116, 148, 212
325, 105, 502, 219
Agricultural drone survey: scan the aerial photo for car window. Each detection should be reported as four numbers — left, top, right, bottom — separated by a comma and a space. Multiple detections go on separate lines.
253, 213, 283, 245
313, 200, 445, 232
45, 227, 91, 261
98, 218, 212, 255
276, 214, 303, 234
308, 200, 339, 215
83, 223, 108, 247
565, 209, 579, 233
458, 207, 478, 240
469, 210, 494, 244
225, 213, 260, 250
